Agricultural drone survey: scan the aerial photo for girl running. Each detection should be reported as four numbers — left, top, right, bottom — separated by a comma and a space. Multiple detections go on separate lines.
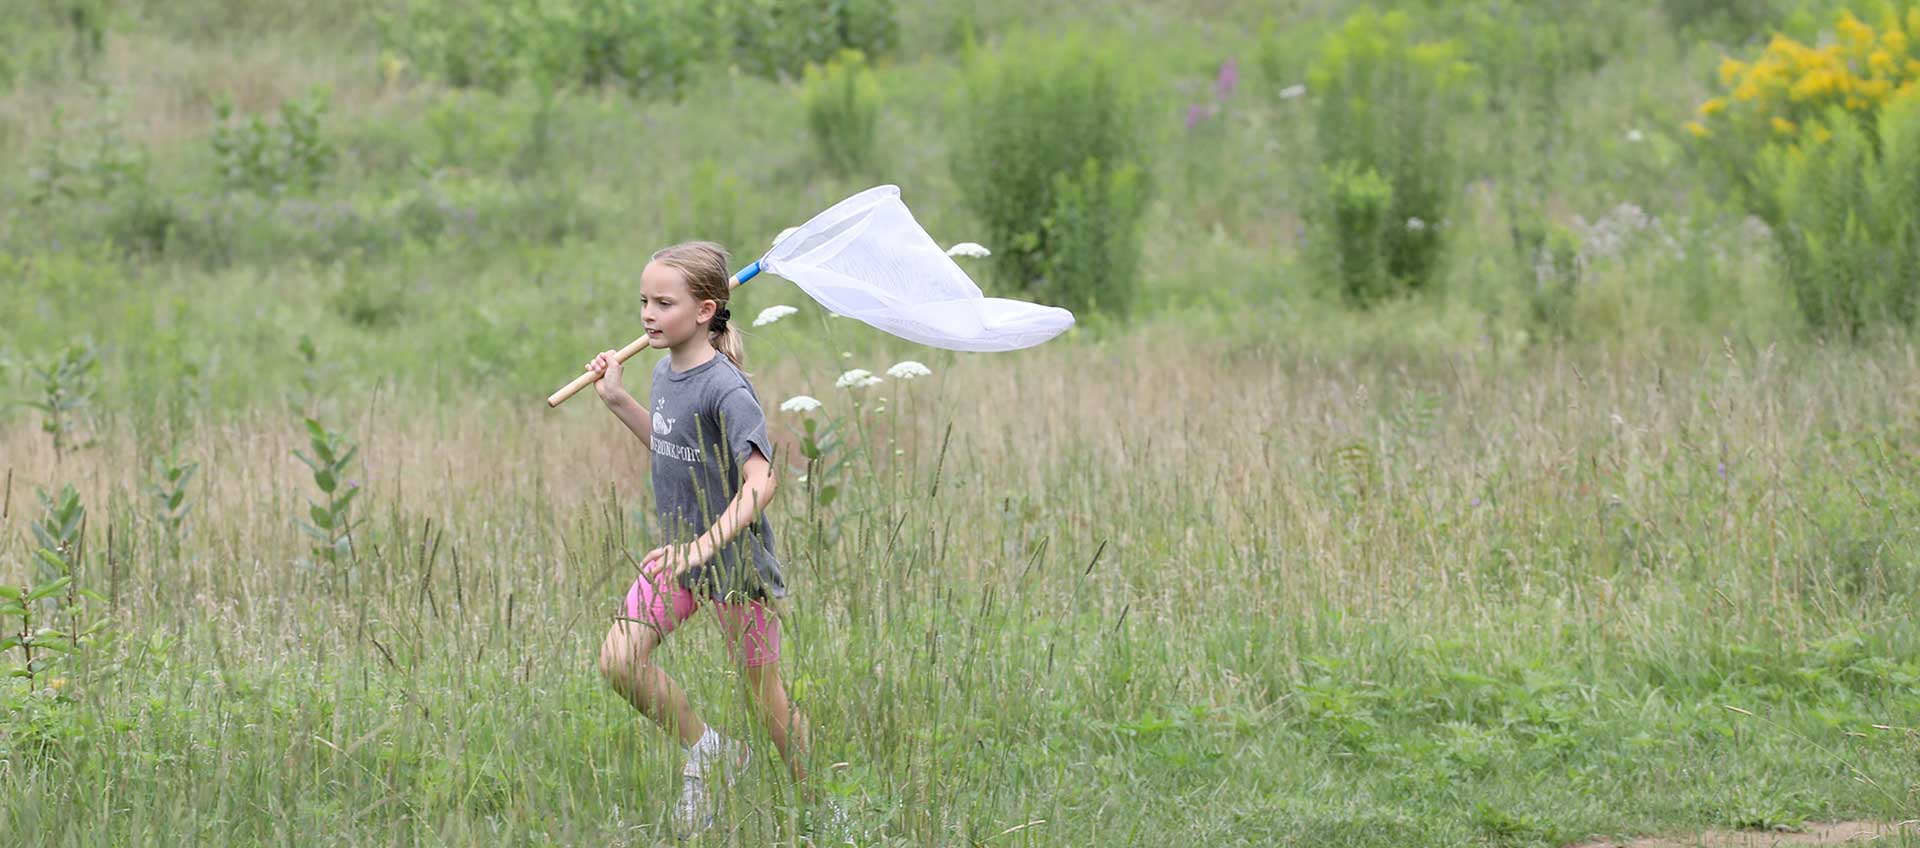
588, 241, 815, 838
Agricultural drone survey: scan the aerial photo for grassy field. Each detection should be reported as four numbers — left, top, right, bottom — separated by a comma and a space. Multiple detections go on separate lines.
4, 1, 1920, 845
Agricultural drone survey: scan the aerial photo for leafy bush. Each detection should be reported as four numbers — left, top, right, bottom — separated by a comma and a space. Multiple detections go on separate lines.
1306, 9, 1472, 303
1041, 158, 1149, 317
801, 49, 882, 176
380, 0, 887, 91
1662, 0, 1788, 41
949, 31, 1151, 316
1761, 91, 1920, 334
380, 0, 711, 93
1689, 6, 1920, 216
1320, 160, 1395, 305
24, 341, 100, 460
27, 109, 149, 207
3, 485, 114, 699
724, 0, 898, 80
210, 91, 336, 195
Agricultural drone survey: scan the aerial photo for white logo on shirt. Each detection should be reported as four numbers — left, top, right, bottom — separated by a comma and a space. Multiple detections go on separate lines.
652, 398, 676, 435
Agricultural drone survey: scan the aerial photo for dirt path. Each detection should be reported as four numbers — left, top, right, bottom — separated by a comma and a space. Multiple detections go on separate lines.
1570, 821, 1919, 847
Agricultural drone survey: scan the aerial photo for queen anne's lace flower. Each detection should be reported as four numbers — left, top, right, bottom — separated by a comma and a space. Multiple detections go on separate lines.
753, 305, 798, 327
886, 360, 932, 380
779, 395, 822, 413
835, 369, 883, 389
945, 242, 991, 258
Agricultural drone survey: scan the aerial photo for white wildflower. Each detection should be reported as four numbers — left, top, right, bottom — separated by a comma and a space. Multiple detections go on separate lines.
1279, 84, 1307, 99
886, 360, 932, 380
835, 369, 884, 389
772, 226, 800, 246
1406, 217, 1426, 231
753, 304, 798, 327
1626, 129, 1644, 143
779, 395, 822, 413
945, 242, 991, 258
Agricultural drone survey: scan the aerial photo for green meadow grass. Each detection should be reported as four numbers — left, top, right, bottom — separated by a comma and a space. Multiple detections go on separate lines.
4, 332, 1919, 845
3, 1, 1920, 845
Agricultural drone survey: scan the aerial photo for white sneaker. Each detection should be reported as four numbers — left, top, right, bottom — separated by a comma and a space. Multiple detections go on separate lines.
672, 737, 751, 839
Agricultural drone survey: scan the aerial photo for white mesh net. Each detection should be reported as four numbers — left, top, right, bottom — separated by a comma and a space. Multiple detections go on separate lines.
759, 185, 1075, 352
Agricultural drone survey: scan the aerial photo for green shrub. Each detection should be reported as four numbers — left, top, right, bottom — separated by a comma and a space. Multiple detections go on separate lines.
27, 109, 149, 208
1041, 158, 1149, 317
950, 31, 1151, 316
1321, 160, 1395, 305
801, 50, 882, 176
668, 159, 747, 254
379, 0, 711, 93
1661, 0, 1786, 41
1306, 9, 1471, 304
210, 91, 336, 195
381, 0, 888, 92
724, 0, 898, 80
1762, 91, 1920, 334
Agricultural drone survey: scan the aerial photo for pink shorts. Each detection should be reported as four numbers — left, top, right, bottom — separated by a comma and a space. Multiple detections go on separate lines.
623, 571, 781, 668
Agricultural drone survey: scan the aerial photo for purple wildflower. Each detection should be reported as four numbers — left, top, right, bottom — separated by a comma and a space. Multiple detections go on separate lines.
1215, 58, 1239, 99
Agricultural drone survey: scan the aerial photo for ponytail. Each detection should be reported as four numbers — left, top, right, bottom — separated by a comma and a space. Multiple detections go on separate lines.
710, 310, 747, 372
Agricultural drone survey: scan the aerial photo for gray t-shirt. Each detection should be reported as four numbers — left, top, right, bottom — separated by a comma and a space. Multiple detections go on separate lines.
647, 353, 786, 600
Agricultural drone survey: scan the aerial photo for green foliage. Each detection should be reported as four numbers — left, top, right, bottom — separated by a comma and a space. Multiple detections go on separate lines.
379, 0, 712, 92
0, 0, 109, 90
1515, 219, 1585, 342
145, 453, 199, 558
1321, 160, 1396, 305
1661, 0, 1787, 40
801, 50, 883, 176
670, 158, 747, 254
950, 31, 1151, 316
292, 417, 363, 568
5, 485, 112, 692
723, 0, 899, 80
27, 109, 149, 208
1040, 158, 1149, 317
796, 414, 850, 546
382, 0, 896, 92
1306, 8, 1472, 304
210, 91, 337, 195
1761, 93, 1920, 335
22, 340, 100, 460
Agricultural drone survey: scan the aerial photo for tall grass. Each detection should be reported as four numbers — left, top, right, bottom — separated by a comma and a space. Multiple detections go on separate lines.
4, 333, 1918, 844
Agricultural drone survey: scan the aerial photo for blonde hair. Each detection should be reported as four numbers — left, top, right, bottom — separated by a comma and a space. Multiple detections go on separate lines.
650, 241, 746, 372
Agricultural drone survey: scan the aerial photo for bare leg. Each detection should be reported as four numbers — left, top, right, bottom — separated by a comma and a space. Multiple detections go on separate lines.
744, 660, 811, 785
599, 619, 705, 747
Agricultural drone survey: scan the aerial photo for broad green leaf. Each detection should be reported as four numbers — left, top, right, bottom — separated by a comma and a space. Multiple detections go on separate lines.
27, 577, 72, 602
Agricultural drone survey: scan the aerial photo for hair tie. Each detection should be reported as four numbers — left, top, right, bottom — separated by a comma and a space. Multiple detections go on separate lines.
710, 307, 731, 333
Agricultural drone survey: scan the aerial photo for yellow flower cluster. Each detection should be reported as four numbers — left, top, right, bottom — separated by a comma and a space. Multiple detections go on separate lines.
1689, 6, 1920, 140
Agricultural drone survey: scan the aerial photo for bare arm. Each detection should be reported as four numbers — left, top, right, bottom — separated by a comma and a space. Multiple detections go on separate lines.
646, 447, 778, 574
603, 391, 652, 442
588, 348, 650, 442
693, 448, 777, 561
